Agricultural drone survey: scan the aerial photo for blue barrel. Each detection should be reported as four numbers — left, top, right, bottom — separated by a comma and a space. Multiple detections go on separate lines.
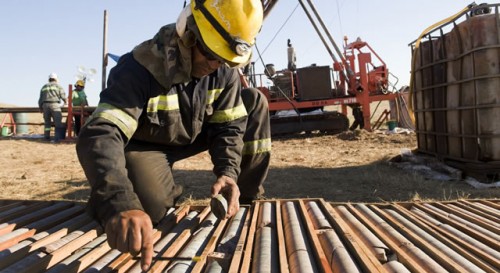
13, 113, 29, 134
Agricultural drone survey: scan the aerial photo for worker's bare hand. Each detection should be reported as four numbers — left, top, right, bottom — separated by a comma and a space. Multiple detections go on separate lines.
211, 175, 240, 219
105, 209, 154, 271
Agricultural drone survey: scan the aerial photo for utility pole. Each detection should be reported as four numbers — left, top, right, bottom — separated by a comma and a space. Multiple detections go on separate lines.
102, 10, 108, 91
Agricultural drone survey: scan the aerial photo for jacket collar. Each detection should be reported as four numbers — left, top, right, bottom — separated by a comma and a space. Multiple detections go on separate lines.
132, 22, 196, 90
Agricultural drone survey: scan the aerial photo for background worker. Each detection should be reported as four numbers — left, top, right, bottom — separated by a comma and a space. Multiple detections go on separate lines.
76, 0, 269, 271
38, 72, 67, 141
72, 80, 88, 136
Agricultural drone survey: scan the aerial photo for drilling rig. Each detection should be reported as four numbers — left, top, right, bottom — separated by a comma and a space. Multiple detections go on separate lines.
244, 0, 402, 135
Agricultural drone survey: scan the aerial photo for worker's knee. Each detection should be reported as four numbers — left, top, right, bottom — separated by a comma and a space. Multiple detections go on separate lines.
125, 150, 182, 223
140, 184, 183, 223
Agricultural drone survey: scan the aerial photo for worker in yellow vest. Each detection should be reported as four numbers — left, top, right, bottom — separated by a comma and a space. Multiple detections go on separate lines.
72, 80, 88, 136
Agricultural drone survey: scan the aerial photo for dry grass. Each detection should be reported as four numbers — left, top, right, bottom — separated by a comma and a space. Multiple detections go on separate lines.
0, 129, 498, 205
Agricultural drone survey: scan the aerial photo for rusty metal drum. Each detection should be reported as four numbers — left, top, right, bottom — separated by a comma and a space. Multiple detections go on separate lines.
411, 4, 500, 178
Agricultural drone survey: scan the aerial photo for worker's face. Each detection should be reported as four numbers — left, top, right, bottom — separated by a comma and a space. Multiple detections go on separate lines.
191, 42, 224, 78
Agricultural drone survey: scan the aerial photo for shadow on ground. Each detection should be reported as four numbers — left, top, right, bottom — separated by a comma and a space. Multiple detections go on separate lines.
36, 162, 500, 204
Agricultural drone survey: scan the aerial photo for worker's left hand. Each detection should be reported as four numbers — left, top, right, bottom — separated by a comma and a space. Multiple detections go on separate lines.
211, 175, 240, 219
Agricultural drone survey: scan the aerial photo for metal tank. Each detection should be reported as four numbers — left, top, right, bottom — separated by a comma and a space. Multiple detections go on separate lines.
411, 3, 500, 178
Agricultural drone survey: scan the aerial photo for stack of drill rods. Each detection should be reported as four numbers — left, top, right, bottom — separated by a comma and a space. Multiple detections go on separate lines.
0, 199, 498, 273
409, 205, 500, 270
0, 201, 81, 251
282, 201, 319, 273
0, 206, 89, 263
333, 205, 388, 263
147, 206, 212, 273
356, 203, 449, 272
166, 213, 218, 273
251, 202, 279, 273
2, 220, 100, 273
205, 207, 248, 273
421, 203, 500, 245
446, 203, 498, 228
308, 202, 361, 273
383, 208, 485, 272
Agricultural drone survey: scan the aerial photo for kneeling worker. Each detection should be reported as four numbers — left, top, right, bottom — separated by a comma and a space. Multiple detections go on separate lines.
76, 0, 270, 271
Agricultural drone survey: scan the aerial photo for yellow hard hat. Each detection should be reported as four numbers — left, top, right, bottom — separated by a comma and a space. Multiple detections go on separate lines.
191, 0, 263, 65
76, 80, 85, 87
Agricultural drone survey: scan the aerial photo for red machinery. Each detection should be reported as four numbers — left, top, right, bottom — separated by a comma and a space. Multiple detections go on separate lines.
244, 0, 401, 135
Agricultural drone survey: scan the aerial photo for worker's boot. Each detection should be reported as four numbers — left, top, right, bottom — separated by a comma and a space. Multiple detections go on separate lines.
44, 129, 51, 141
54, 127, 66, 142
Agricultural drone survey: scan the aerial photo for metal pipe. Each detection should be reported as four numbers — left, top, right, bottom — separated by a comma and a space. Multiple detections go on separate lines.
422, 204, 499, 242
282, 201, 318, 273
252, 226, 279, 273
296, 0, 338, 65
258, 202, 274, 228
306, 201, 331, 229
335, 206, 388, 262
356, 203, 448, 273
45, 234, 107, 273
217, 207, 247, 253
383, 260, 411, 273
385, 208, 485, 272
317, 229, 361, 273
411, 207, 500, 265
304, 0, 347, 65
166, 213, 218, 273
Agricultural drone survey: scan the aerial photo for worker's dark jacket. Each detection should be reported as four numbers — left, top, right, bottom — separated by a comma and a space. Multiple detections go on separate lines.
76, 24, 251, 223
38, 82, 66, 108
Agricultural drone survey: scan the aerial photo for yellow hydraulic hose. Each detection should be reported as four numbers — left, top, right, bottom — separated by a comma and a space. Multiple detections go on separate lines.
408, 4, 475, 126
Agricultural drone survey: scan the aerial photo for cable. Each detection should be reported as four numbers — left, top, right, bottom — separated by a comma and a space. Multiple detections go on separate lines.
254, 43, 302, 119
258, 4, 300, 59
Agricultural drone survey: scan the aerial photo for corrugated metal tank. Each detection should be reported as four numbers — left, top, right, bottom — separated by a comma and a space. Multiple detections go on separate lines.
411, 4, 500, 178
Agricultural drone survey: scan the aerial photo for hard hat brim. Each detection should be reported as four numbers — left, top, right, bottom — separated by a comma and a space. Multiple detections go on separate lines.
192, 10, 251, 65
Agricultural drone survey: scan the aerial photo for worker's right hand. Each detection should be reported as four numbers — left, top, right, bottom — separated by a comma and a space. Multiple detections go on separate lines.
211, 175, 240, 219
105, 209, 154, 271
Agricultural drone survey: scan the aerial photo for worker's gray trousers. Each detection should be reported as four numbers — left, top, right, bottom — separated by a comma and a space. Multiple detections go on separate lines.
42, 102, 64, 140
124, 88, 271, 223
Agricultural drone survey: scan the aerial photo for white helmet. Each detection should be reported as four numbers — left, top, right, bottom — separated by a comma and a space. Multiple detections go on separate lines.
48, 73, 58, 81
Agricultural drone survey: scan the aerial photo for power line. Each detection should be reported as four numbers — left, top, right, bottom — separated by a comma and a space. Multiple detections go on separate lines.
259, 3, 300, 57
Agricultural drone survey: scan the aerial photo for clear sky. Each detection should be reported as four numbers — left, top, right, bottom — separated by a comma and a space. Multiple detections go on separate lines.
0, 0, 476, 106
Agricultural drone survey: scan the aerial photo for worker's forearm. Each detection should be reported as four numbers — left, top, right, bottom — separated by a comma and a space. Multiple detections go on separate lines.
76, 119, 143, 225
208, 120, 246, 181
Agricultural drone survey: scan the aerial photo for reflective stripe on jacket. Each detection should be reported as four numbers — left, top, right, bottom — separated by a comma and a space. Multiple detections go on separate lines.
38, 82, 66, 108
76, 23, 249, 224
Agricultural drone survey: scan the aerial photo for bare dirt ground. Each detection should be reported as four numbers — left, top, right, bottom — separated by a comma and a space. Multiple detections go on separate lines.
1, 128, 499, 205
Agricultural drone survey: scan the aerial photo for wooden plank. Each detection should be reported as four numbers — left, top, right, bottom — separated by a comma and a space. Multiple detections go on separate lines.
335, 203, 425, 273
275, 200, 290, 273
392, 204, 499, 273
413, 204, 500, 269
433, 203, 499, 234
227, 205, 253, 273
148, 206, 211, 273
372, 205, 468, 273
298, 200, 333, 273
237, 201, 260, 273
417, 204, 499, 249
0, 213, 92, 270
190, 216, 229, 273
